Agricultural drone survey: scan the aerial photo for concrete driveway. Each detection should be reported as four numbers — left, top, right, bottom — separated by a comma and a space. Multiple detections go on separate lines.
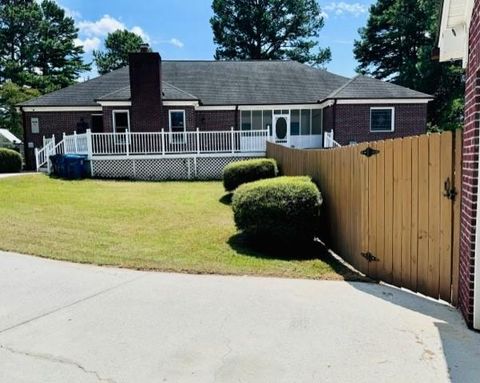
0, 251, 479, 383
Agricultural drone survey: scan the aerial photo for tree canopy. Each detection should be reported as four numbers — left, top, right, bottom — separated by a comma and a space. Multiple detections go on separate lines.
210, 0, 331, 66
354, 0, 464, 130
93, 30, 145, 75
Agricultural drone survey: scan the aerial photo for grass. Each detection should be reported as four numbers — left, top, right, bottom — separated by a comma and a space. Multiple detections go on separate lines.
0, 175, 361, 280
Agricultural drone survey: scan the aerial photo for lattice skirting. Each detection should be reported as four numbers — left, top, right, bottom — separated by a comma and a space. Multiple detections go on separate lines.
90, 156, 262, 181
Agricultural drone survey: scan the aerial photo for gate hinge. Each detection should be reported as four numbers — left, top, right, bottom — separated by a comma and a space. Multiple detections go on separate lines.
443, 177, 457, 201
360, 147, 380, 157
361, 252, 379, 262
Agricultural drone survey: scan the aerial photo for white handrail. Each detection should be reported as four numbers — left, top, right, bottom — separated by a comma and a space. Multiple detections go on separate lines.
324, 130, 341, 148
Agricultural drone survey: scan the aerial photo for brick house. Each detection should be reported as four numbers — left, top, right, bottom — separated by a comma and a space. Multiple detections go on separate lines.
438, 0, 479, 329
19, 45, 431, 170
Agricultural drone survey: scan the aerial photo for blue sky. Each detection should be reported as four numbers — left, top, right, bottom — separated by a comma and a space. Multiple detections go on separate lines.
58, 0, 374, 79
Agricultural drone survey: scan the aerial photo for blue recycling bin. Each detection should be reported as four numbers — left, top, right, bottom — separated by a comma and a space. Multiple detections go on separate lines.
49, 154, 66, 177
63, 154, 88, 179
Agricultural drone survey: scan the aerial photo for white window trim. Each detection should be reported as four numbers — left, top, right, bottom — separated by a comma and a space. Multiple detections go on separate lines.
112, 110, 130, 133
169, 109, 187, 143
370, 107, 395, 133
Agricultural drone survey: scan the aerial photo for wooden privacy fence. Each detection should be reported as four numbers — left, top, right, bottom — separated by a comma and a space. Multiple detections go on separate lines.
267, 130, 462, 304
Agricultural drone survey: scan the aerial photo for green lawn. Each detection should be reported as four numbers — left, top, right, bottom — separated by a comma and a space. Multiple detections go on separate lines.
0, 174, 359, 280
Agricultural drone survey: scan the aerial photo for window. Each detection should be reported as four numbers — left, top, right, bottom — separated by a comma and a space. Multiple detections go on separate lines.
312, 109, 322, 135
112, 110, 130, 133
252, 111, 262, 130
301, 110, 311, 135
91, 114, 104, 133
169, 110, 186, 142
31, 117, 39, 134
290, 110, 300, 136
241, 111, 251, 130
370, 107, 394, 132
263, 110, 272, 135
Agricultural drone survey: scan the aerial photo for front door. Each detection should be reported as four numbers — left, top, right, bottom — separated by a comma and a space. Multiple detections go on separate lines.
273, 115, 289, 145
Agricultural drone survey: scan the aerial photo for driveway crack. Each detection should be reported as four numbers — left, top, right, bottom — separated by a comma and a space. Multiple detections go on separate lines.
0, 274, 146, 335
0, 343, 117, 383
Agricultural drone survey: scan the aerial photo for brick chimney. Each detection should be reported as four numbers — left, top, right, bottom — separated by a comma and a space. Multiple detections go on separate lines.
129, 44, 162, 132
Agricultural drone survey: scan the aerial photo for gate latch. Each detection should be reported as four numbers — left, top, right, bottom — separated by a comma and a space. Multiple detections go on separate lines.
360, 147, 380, 157
361, 252, 379, 262
443, 177, 457, 201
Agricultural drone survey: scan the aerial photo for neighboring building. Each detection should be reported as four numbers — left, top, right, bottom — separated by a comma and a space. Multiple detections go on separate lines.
18, 46, 431, 169
0, 128, 22, 149
438, 0, 478, 329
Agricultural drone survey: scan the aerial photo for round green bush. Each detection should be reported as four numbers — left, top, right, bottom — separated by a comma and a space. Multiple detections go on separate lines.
232, 176, 322, 244
0, 148, 22, 173
223, 158, 278, 191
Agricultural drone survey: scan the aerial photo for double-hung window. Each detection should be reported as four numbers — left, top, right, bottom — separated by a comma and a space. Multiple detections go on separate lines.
370, 107, 394, 132
169, 110, 186, 143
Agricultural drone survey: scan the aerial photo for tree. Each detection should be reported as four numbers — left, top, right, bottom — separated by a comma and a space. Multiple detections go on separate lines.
0, 0, 89, 93
35, 0, 90, 93
0, 82, 40, 137
210, 0, 331, 66
93, 30, 145, 75
354, 0, 464, 130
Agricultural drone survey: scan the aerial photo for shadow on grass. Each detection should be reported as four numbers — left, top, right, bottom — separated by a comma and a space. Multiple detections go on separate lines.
219, 193, 233, 205
228, 232, 368, 281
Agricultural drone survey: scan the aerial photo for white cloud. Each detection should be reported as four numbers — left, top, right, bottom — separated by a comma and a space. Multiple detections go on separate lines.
74, 37, 101, 52
77, 15, 149, 43
168, 38, 184, 48
323, 2, 368, 17
78, 15, 125, 37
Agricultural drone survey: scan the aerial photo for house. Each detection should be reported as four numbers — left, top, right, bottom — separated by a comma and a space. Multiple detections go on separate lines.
0, 128, 22, 150
19, 45, 431, 172
437, 0, 478, 329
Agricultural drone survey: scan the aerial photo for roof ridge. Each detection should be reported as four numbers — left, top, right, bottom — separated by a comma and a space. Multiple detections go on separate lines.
97, 85, 130, 100
162, 80, 199, 99
326, 75, 360, 99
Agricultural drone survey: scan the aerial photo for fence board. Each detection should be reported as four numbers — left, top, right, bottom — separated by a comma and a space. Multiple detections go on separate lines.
266, 130, 460, 304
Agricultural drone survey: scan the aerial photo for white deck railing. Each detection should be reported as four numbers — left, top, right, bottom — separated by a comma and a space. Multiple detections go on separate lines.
91, 129, 269, 157
35, 128, 269, 171
324, 130, 341, 148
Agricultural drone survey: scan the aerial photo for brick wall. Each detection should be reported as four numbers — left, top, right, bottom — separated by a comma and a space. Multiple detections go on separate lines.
458, 4, 480, 328
323, 103, 427, 145
22, 110, 100, 169
195, 110, 238, 131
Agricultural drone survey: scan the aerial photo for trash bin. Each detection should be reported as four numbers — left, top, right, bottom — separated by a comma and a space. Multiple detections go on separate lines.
63, 154, 88, 179
49, 154, 65, 177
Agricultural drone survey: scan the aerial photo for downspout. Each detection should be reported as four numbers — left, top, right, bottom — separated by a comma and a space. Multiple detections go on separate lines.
234, 105, 239, 130
475, 168, 480, 329
332, 99, 337, 135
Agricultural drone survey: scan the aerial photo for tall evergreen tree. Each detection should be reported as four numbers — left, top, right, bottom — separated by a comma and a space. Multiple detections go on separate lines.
354, 0, 464, 130
93, 30, 145, 75
210, 0, 331, 66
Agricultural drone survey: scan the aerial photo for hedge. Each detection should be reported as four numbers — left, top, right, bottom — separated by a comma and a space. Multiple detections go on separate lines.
0, 148, 22, 173
232, 176, 322, 244
223, 158, 278, 191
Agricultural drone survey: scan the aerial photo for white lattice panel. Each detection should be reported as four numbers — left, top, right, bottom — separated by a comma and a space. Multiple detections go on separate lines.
196, 157, 259, 180
91, 156, 262, 181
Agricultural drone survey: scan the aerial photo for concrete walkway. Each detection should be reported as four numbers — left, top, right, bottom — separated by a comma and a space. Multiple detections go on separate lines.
0, 171, 37, 179
0, 251, 478, 383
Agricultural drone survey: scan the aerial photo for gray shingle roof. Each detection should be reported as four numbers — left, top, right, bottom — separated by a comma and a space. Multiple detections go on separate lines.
19, 60, 432, 107
97, 81, 199, 101
326, 75, 431, 99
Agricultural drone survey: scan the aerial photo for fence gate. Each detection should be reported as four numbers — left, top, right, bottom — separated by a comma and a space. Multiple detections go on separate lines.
267, 130, 461, 304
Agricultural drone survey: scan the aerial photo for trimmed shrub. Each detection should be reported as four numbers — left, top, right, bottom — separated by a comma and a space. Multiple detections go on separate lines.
223, 158, 278, 191
232, 176, 322, 244
0, 148, 22, 173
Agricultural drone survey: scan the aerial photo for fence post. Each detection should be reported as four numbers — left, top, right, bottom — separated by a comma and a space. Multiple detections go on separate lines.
231, 127, 235, 154
126, 130, 130, 156
34, 148, 39, 171
161, 129, 165, 156
73, 131, 78, 153
196, 128, 200, 154
86, 129, 93, 159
